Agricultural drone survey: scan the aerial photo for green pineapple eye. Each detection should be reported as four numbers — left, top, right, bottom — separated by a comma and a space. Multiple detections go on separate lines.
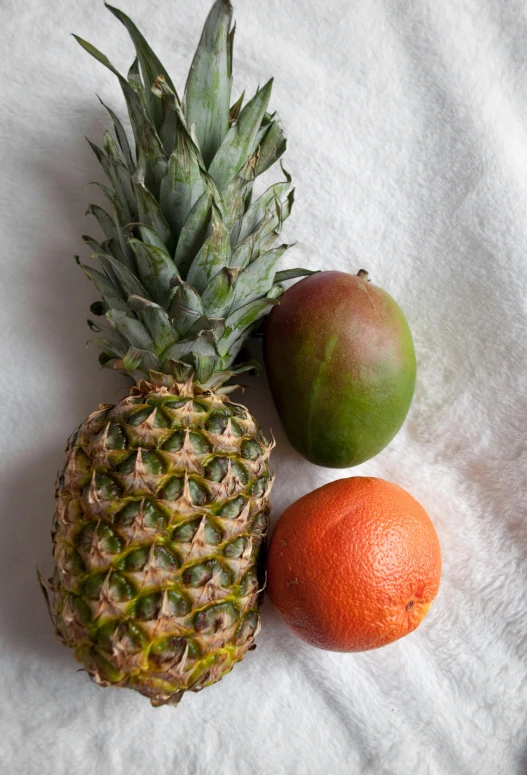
204, 456, 229, 482
194, 602, 239, 634
90, 407, 113, 424
104, 423, 128, 450
59, 548, 86, 577
162, 476, 183, 500
149, 637, 196, 667
117, 451, 163, 475
189, 433, 211, 454
235, 611, 259, 645
163, 431, 210, 455
188, 479, 209, 505
66, 595, 93, 627
142, 451, 164, 475
163, 432, 185, 452
182, 561, 216, 587
114, 500, 167, 530
239, 569, 258, 596
135, 593, 161, 621
77, 522, 122, 556
90, 472, 122, 499
241, 439, 262, 460
231, 460, 249, 484
218, 496, 246, 519
172, 518, 201, 543
152, 410, 171, 429
203, 520, 221, 545
126, 408, 155, 426
223, 537, 245, 558
124, 545, 177, 572
124, 546, 151, 571
205, 412, 228, 434
83, 571, 133, 602
225, 403, 247, 420
251, 510, 268, 535
250, 478, 268, 498
97, 621, 147, 652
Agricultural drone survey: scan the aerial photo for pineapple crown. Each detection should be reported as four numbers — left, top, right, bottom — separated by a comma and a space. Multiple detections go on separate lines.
75, 0, 311, 393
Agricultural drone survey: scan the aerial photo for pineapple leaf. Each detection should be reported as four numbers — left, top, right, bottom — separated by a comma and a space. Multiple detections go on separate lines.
230, 244, 289, 313
75, 34, 167, 167
201, 266, 240, 317
187, 315, 227, 340
221, 155, 257, 248
86, 204, 119, 243
90, 337, 127, 361
128, 238, 179, 306
121, 346, 163, 373
159, 131, 207, 242
127, 295, 180, 354
127, 57, 143, 90
77, 259, 128, 311
184, 0, 233, 168
82, 236, 121, 288
97, 95, 134, 171
82, 234, 105, 256
227, 21, 235, 80
106, 309, 155, 350
267, 283, 285, 301
168, 280, 205, 338
238, 176, 291, 243
231, 192, 292, 271
103, 237, 132, 270
229, 91, 244, 125
90, 181, 130, 237
86, 205, 135, 271
105, 3, 177, 131
121, 347, 145, 371
102, 132, 137, 215
186, 202, 231, 294
208, 80, 273, 191
190, 353, 219, 384
161, 329, 220, 361
218, 296, 279, 357
259, 189, 295, 242
73, 34, 126, 82
137, 224, 170, 252
275, 268, 317, 283
90, 300, 108, 316
173, 188, 213, 275
165, 360, 195, 383
198, 358, 260, 390
254, 117, 287, 176
93, 253, 147, 299
132, 178, 174, 254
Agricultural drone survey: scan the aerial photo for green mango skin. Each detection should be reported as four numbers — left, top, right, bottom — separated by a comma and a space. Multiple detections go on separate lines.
264, 271, 416, 468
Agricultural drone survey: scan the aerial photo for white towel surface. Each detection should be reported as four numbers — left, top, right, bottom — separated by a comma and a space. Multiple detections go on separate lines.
1, 1, 526, 773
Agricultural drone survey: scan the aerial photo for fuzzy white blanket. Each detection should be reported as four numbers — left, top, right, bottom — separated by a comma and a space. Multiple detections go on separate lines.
1, 0, 526, 773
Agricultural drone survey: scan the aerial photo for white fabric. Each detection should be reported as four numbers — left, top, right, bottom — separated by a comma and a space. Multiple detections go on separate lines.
1, 0, 526, 772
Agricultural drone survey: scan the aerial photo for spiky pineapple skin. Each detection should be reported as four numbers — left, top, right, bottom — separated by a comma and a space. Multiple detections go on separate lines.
47, 383, 273, 706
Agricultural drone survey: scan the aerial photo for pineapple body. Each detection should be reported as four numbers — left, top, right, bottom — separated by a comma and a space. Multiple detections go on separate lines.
43, 0, 307, 704
49, 384, 272, 705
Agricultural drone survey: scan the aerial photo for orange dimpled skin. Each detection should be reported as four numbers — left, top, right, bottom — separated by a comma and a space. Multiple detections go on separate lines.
266, 477, 442, 652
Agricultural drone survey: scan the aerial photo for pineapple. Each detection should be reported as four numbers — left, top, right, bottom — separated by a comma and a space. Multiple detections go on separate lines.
40, 0, 308, 706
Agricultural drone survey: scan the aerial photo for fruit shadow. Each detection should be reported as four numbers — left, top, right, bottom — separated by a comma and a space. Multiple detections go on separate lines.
0, 446, 71, 667
0, 109, 124, 667
233, 346, 322, 529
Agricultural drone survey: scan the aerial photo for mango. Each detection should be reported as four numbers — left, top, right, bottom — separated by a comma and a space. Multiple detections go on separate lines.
264, 271, 416, 468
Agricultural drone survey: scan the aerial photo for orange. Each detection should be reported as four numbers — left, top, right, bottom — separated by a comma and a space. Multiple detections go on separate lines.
266, 477, 442, 651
